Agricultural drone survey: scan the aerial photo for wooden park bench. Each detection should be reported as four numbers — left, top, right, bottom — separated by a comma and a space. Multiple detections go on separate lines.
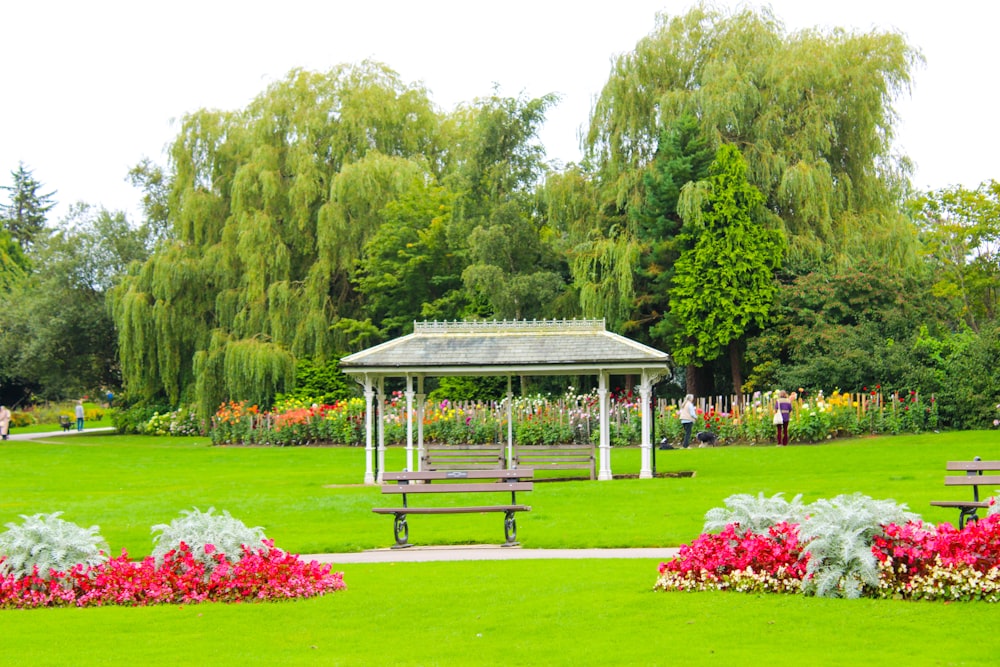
59, 415, 73, 432
930, 457, 1000, 528
372, 468, 533, 548
421, 444, 506, 471
514, 444, 596, 480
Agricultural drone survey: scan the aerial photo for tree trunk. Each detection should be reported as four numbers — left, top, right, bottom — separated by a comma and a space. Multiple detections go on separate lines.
685, 365, 713, 397
729, 339, 744, 407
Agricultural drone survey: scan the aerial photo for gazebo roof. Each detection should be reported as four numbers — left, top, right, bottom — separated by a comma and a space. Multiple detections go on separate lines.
339, 319, 671, 377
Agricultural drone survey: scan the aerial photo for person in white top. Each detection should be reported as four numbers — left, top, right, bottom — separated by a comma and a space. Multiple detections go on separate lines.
0, 405, 10, 440
679, 394, 697, 449
75, 400, 85, 432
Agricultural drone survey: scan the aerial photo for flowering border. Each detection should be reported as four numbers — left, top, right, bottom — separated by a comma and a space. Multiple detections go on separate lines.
656, 515, 1000, 602
0, 540, 345, 609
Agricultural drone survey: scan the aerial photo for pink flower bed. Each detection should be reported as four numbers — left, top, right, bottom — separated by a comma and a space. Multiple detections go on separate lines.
0, 540, 345, 609
872, 514, 1000, 601
656, 516, 1000, 601
655, 522, 806, 594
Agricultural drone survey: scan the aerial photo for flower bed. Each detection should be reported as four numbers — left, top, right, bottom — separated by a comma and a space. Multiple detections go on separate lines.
655, 513, 1000, 602
0, 540, 345, 609
204, 387, 939, 447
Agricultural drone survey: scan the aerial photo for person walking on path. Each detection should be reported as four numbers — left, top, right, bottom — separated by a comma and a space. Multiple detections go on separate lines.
775, 390, 793, 446
679, 394, 697, 449
75, 400, 85, 432
0, 405, 10, 440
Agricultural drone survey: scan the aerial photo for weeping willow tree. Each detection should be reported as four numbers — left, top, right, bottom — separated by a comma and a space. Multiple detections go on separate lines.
111, 62, 444, 415
576, 3, 924, 325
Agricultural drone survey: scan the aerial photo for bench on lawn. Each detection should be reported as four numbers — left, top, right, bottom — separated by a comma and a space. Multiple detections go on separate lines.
58, 415, 73, 432
514, 444, 596, 480
372, 468, 533, 548
930, 457, 1000, 528
420, 444, 506, 471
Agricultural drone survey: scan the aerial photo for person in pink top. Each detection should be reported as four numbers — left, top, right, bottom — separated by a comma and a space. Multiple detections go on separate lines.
775, 390, 792, 446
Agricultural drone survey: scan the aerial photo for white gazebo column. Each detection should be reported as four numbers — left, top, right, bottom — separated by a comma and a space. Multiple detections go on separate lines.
598, 371, 612, 480
363, 376, 375, 485
416, 375, 426, 471
376, 376, 386, 484
639, 372, 653, 479
405, 375, 415, 472
506, 376, 514, 468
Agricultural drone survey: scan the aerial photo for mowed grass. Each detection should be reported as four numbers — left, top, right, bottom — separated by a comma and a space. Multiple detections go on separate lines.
2, 430, 997, 555
2, 432, 1000, 665
2, 559, 999, 666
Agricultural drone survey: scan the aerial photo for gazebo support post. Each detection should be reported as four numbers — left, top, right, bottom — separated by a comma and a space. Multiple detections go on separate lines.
405, 375, 415, 472
598, 371, 612, 480
363, 376, 375, 485
376, 376, 386, 484
416, 375, 426, 471
639, 371, 656, 479
506, 376, 514, 468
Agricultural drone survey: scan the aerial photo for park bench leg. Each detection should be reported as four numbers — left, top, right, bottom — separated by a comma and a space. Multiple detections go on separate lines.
502, 510, 518, 547
392, 512, 411, 549
959, 507, 979, 529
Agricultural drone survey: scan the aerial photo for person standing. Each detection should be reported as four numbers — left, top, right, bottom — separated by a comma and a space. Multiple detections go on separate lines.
0, 405, 10, 440
775, 390, 793, 446
679, 394, 697, 449
75, 400, 85, 432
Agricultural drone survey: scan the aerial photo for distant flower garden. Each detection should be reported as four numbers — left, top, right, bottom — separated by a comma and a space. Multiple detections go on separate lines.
195, 387, 938, 447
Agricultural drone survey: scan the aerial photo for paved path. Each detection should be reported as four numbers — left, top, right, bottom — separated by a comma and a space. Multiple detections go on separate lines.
4, 427, 116, 441
302, 545, 679, 564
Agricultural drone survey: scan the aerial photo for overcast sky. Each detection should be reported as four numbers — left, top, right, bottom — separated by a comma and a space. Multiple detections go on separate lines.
2, 1, 997, 223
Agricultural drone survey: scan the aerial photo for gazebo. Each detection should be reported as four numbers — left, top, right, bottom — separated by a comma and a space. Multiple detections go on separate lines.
338, 319, 672, 484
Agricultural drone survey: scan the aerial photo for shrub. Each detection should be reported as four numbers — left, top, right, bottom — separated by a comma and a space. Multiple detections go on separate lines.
151, 507, 266, 570
0, 512, 108, 579
797, 493, 918, 599
9, 411, 35, 428
703, 492, 807, 535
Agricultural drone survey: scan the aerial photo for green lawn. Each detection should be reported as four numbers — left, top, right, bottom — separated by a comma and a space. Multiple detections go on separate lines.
1, 432, 999, 665
2, 430, 996, 556
1, 559, 999, 666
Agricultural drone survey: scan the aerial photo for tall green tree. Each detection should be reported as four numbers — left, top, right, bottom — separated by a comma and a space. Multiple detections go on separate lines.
577, 4, 923, 337
347, 180, 464, 342
628, 114, 715, 342
0, 205, 149, 400
910, 180, 1000, 332
111, 62, 445, 414
0, 162, 56, 251
462, 201, 567, 320
668, 145, 784, 395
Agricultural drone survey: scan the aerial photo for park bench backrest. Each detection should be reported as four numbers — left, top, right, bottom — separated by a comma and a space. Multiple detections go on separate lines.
421, 445, 505, 471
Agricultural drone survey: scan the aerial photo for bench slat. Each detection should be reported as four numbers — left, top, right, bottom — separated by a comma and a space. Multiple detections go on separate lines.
422, 446, 505, 471
373, 505, 531, 515
384, 469, 532, 482
380, 482, 533, 494
930, 501, 991, 509
946, 461, 1000, 471
943, 475, 1000, 486
514, 445, 596, 480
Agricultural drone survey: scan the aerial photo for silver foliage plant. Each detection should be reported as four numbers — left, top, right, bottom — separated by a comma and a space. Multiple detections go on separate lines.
0, 512, 109, 579
151, 507, 268, 570
703, 492, 808, 535
704, 492, 919, 599
798, 493, 919, 599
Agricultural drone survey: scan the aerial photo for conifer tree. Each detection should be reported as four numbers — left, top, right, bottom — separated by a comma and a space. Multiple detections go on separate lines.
0, 162, 56, 251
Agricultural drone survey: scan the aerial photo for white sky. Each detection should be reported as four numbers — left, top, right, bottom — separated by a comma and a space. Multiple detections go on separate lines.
2, 1, 997, 223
